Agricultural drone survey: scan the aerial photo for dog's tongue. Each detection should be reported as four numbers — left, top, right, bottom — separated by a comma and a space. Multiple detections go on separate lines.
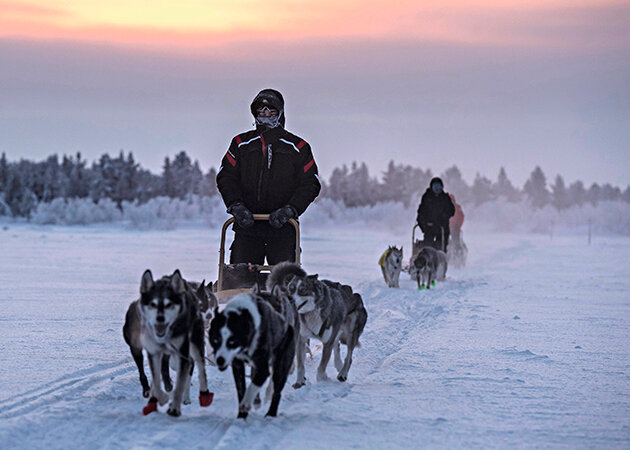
154, 324, 168, 336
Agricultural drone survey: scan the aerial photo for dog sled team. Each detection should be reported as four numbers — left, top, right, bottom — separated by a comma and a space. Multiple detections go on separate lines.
123, 89, 367, 419
378, 177, 468, 290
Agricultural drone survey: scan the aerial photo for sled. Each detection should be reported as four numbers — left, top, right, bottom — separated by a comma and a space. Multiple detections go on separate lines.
214, 214, 301, 303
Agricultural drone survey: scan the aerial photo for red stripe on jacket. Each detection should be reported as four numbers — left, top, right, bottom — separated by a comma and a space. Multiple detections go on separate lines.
226, 152, 236, 167
234, 135, 242, 145
303, 158, 314, 172
297, 140, 307, 150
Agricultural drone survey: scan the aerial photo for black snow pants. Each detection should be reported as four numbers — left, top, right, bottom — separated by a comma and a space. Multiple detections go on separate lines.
423, 225, 450, 253
229, 226, 296, 265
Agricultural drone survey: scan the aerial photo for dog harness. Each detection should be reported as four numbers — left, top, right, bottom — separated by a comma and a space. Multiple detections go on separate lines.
378, 248, 391, 268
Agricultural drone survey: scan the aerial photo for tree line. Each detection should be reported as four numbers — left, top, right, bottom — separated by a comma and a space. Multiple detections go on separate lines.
0, 151, 628, 218
323, 162, 630, 209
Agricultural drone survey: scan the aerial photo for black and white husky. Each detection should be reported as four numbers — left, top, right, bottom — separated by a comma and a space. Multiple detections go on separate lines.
378, 246, 403, 288
208, 288, 299, 418
410, 247, 447, 289
135, 269, 213, 416
268, 262, 367, 386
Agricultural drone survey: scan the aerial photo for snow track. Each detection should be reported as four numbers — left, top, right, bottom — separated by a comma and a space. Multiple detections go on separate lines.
0, 225, 629, 448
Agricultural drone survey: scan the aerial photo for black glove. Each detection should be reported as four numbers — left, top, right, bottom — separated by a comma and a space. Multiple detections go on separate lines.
269, 205, 297, 229
227, 203, 254, 229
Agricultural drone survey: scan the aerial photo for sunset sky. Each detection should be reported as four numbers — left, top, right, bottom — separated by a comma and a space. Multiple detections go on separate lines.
1, 0, 629, 185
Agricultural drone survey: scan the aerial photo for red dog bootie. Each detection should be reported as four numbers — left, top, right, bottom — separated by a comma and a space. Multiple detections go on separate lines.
142, 398, 159, 415
199, 391, 214, 407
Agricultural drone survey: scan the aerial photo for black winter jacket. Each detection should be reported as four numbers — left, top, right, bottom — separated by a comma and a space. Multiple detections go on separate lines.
216, 125, 321, 234
416, 189, 455, 232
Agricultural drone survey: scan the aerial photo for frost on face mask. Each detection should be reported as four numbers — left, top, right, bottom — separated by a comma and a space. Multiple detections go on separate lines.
255, 112, 282, 128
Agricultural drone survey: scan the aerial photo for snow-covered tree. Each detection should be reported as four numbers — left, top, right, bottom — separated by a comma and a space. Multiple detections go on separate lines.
551, 175, 571, 210
493, 167, 520, 202
568, 180, 586, 207
471, 173, 494, 206
587, 183, 601, 205
441, 166, 470, 205
0, 152, 8, 193
523, 166, 549, 209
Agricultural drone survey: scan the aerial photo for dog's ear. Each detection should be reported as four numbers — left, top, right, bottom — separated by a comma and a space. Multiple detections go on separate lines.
271, 284, 283, 298
196, 280, 208, 299
307, 274, 319, 281
170, 269, 186, 294
140, 270, 154, 294
196, 280, 209, 310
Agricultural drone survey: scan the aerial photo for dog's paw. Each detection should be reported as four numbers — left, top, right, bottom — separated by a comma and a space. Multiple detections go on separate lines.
337, 374, 347, 382
156, 391, 169, 406
316, 372, 329, 382
253, 393, 262, 409
237, 411, 248, 419
142, 388, 150, 398
199, 391, 213, 407
166, 406, 181, 417
183, 397, 191, 405
238, 401, 252, 416
163, 379, 173, 392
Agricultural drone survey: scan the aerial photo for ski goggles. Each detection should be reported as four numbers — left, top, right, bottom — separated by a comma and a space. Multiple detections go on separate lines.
256, 105, 278, 116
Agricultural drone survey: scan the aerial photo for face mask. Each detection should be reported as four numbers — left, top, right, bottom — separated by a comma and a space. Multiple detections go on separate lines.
255, 110, 283, 128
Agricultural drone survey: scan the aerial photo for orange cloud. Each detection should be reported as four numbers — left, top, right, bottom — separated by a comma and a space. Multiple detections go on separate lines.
0, 0, 626, 52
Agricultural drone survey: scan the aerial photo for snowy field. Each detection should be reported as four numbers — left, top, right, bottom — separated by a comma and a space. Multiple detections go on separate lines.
0, 221, 629, 448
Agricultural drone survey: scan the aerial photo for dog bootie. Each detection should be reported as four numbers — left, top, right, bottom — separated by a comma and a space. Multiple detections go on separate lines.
199, 391, 214, 407
418, 285, 425, 291
143, 398, 158, 415
431, 281, 436, 286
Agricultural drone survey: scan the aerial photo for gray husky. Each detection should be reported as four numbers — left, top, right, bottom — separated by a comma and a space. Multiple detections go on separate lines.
410, 247, 447, 289
208, 288, 299, 419
378, 246, 403, 288
123, 278, 216, 398
268, 262, 367, 385
135, 269, 213, 416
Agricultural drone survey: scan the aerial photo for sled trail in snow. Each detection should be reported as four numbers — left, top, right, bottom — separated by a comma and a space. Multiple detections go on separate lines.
0, 226, 628, 448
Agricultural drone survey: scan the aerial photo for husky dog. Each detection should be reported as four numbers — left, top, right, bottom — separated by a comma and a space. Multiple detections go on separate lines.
322, 280, 368, 382
268, 262, 366, 385
220, 263, 268, 291
410, 247, 447, 289
378, 246, 403, 288
208, 288, 299, 419
137, 269, 213, 416
447, 232, 468, 269
124, 299, 173, 398
123, 278, 216, 398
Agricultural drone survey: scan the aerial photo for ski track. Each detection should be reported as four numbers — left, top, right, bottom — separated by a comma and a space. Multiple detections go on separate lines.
0, 226, 629, 448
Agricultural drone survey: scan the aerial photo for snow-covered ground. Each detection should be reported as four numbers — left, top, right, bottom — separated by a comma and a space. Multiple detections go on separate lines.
0, 222, 629, 448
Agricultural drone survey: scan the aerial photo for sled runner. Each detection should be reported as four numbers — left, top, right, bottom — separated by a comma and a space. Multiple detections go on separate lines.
215, 214, 301, 303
